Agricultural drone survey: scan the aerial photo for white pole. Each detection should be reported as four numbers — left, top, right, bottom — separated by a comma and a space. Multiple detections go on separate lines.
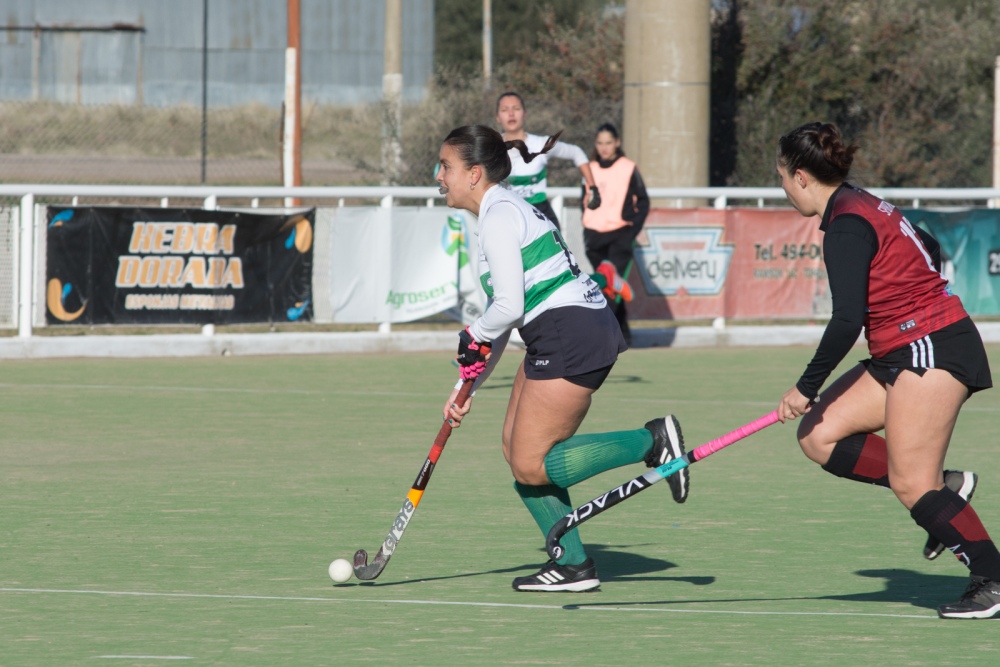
379, 195, 393, 333
18, 194, 34, 338
992, 55, 1000, 208
283, 46, 299, 208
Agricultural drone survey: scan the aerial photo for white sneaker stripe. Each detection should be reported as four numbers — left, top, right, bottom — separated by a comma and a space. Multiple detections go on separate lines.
537, 571, 564, 585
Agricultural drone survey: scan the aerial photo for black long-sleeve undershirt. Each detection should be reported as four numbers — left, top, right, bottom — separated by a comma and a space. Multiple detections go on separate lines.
794, 214, 944, 399
795, 214, 875, 399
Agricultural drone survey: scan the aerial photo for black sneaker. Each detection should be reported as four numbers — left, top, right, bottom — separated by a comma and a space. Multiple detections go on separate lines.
937, 575, 1000, 619
644, 415, 688, 503
512, 558, 600, 592
924, 470, 978, 560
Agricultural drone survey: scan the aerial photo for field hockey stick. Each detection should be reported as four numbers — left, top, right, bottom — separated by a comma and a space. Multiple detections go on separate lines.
353, 375, 479, 580
546, 410, 781, 561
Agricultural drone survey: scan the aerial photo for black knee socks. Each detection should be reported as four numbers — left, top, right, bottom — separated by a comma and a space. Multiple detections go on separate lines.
821, 433, 890, 487
911, 487, 1000, 581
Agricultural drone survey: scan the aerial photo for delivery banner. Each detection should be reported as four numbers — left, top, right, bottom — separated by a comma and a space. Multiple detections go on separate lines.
629, 208, 829, 320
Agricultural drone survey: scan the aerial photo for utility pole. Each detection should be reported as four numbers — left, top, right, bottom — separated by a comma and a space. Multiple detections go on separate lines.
483, 0, 492, 84
993, 55, 1000, 208
200, 0, 208, 183
283, 0, 302, 206
382, 0, 403, 185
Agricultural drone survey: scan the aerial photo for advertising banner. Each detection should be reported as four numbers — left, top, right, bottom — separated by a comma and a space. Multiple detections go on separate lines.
46, 207, 314, 325
629, 208, 829, 320
329, 207, 484, 324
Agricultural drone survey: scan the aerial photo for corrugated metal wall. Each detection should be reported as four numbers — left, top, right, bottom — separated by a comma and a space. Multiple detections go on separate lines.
0, 0, 434, 107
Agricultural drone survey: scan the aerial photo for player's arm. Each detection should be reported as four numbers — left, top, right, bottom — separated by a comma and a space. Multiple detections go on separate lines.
549, 140, 598, 200
468, 203, 526, 343
627, 167, 650, 235
795, 215, 876, 400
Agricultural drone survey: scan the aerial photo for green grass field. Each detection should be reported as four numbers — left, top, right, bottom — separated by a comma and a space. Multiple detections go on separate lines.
3, 345, 1000, 666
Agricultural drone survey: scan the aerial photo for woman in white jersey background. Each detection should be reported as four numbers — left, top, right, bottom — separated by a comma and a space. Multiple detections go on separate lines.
435, 124, 689, 592
495, 91, 600, 231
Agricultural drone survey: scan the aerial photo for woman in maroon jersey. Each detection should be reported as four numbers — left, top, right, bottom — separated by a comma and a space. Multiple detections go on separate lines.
774, 121, 1000, 620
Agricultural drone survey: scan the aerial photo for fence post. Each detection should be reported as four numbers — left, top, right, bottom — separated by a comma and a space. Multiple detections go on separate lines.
18, 193, 35, 338
551, 195, 565, 227
379, 195, 393, 333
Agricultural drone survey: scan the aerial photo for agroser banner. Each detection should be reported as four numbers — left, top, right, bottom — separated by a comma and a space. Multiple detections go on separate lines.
45, 207, 314, 326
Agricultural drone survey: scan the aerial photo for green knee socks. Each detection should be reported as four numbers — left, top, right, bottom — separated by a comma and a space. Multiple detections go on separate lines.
513, 427, 654, 567
514, 481, 587, 566
544, 428, 652, 488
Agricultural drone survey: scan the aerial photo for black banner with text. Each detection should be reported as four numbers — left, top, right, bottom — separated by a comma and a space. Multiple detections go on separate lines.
46, 207, 314, 325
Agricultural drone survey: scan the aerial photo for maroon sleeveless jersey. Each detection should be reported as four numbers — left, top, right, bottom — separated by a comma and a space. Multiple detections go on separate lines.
828, 186, 967, 357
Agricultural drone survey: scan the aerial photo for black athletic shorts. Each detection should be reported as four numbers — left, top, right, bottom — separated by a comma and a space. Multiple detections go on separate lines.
862, 316, 992, 394
519, 304, 627, 387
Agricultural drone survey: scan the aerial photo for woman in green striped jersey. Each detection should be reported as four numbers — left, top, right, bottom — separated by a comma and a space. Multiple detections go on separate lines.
436, 125, 689, 592
495, 91, 600, 230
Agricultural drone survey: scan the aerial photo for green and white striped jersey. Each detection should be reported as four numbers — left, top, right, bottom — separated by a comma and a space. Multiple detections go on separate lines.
468, 184, 605, 343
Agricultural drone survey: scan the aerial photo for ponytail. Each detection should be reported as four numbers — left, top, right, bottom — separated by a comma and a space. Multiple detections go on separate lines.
443, 125, 561, 183
505, 131, 562, 165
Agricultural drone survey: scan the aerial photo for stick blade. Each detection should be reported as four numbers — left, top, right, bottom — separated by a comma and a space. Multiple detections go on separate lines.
352, 548, 387, 580
545, 517, 570, 562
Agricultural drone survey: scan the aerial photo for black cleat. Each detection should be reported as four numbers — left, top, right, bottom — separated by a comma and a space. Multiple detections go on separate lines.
937, 575, 1000, 619
644, 415, 688, 503
512, 558, 600, 592
924, 470, 978, 560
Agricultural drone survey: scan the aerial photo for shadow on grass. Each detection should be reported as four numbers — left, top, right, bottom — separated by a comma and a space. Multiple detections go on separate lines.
559, 568, 968, 611
349, 544, 713, 589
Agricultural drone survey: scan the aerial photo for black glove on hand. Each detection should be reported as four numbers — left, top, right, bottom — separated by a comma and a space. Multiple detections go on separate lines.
457, 327, 485, 366
457, 327, 490, 381
586, 185, 602, 210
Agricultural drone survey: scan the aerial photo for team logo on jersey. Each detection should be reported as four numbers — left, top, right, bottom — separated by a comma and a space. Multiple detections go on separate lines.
635, 227, 734, 296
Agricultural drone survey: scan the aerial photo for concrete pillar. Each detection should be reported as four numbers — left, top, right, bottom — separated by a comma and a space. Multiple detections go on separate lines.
623, 0, 711, 207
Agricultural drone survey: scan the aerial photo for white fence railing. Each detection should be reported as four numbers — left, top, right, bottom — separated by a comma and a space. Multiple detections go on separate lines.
5, 184, 1000, 337
3, 184, 1000, 208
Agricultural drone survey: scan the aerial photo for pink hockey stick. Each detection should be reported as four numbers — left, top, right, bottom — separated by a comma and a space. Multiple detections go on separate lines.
546, 411, 781, 561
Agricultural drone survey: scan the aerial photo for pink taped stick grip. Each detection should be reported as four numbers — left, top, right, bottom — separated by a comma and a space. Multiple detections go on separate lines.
689, 411, 780, 462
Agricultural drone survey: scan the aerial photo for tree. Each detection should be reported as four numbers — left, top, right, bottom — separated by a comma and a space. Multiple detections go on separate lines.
400, 5, 624, 187
721, 0, 1000, 187
434, 0, 607, 76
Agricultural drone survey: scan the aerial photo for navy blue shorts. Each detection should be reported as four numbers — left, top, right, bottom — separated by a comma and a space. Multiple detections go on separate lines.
519, 305, 627, 386
862, 317, 992, 394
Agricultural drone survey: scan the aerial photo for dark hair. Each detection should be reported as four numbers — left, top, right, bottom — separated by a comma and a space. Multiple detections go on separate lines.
591, 122, 625, 161
495, 91, 526, 113
777, 122, 858, 185
443, 125, 561, 184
